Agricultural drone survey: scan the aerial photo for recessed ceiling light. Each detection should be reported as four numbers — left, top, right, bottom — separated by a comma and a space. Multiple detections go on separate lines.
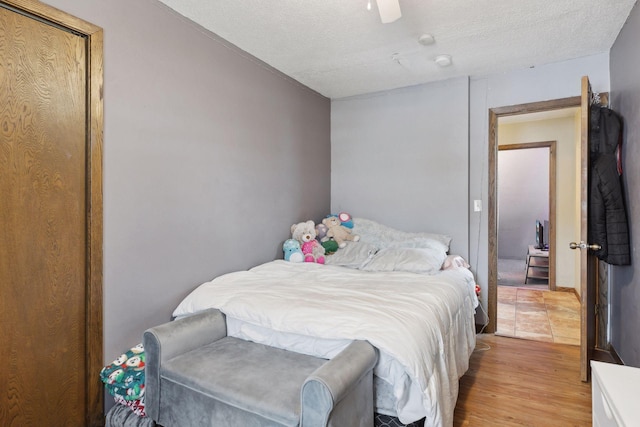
434, 54, 452, 67
418, 34, 435, 46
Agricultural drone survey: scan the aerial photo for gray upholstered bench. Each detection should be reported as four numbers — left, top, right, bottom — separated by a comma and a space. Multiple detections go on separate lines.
143, 308, 378, 427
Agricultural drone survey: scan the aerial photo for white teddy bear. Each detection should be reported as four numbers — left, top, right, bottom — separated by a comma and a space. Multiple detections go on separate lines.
291, 220, 325, 264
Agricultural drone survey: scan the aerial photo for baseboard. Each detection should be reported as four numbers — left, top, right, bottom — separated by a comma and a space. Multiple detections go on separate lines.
555, 286, 579, 299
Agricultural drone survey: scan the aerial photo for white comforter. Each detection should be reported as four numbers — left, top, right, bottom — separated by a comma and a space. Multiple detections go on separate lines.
173, 260, 478, 427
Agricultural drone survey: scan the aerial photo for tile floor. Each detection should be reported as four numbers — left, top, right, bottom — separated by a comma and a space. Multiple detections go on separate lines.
496, 286, 581, 345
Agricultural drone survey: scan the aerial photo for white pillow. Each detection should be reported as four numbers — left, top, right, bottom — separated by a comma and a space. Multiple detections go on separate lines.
325, 241, 379, 269
352, 218, 451, 253
361, 247, 447, 275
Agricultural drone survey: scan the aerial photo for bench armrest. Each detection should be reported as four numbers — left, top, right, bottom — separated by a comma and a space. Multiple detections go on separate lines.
143, 308, 227, 421
300, 340, 378, 427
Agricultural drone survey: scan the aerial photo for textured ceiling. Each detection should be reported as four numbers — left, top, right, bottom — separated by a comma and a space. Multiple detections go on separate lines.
156, 0, 637, 99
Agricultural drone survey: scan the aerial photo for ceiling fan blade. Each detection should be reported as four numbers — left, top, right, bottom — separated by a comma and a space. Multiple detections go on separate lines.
376, 0, 401, 23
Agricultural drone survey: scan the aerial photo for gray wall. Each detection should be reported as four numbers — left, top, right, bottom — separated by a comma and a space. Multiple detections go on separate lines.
42, 0, 331, 374
497, 148, 549, 259
610, 1, 640, 367
331, 77, 470, 257
331, 55, 610, 320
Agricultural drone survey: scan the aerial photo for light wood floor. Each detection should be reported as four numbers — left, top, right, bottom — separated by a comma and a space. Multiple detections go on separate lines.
454, 334, 592, 426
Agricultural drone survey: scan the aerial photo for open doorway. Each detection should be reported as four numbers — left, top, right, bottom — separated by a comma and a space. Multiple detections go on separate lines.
489, 102, 582, 344
495, 141, 563, 341
497, 142, 555, 291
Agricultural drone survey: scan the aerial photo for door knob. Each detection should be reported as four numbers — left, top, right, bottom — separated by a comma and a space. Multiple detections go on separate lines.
569, 241, 602, 251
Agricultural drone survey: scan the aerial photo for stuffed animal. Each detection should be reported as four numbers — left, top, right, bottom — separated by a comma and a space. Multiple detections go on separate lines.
291, 220, 325, 264
283, 239, 304, 262
326, 212, 354, 229
315, 223, 328, 241
321, 240, 339, 254
321, 216, 360, 248
337, 212, 354, 229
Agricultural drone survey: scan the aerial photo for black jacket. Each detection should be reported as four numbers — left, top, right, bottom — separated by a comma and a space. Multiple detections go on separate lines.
588, 106, 630, 265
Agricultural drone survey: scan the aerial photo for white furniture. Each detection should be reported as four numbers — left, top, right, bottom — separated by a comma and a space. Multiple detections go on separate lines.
591, 360, 640, 426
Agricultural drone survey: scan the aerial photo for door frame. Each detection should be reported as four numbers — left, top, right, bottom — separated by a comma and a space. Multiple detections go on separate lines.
487, 97, 580, 334
2, 1, 104, 423
498, 141, 557, 291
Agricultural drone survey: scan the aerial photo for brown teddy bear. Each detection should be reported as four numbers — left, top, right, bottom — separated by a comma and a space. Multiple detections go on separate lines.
321, 216, 360, 248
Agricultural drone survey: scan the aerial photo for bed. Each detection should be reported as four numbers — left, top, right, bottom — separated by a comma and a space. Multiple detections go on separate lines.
172, 218, 478, 427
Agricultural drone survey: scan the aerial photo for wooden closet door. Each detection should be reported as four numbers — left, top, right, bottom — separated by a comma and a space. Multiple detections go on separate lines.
0, 4, 100, 425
